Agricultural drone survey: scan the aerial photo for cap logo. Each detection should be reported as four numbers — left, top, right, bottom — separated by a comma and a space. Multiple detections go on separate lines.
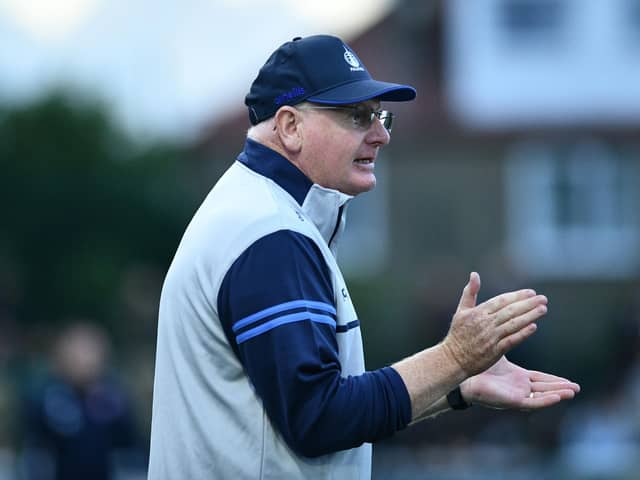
343, 46, 365, 72
274, 86, 306, 106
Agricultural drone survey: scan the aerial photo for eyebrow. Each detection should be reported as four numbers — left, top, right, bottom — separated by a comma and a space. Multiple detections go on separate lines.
344, 102, 381, 110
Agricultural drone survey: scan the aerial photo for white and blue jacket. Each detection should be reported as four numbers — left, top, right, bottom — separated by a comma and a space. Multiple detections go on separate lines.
148, 139, 411, 480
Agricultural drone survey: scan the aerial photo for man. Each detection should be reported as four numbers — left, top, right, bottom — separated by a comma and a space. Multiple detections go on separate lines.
148, 35, 580, 479
22, 323, 141, 480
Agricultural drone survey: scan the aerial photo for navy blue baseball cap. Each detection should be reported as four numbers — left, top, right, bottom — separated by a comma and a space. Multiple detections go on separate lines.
245, 35, 417, 125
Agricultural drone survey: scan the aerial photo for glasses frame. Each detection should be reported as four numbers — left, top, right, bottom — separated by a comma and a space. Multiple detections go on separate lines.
296, 105, 394, 133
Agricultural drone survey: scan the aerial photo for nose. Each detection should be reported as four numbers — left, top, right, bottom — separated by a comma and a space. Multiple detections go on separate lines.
366, 117, 391, 146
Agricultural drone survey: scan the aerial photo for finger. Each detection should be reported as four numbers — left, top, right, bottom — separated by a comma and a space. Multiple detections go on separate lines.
545, 389, 578, 400
530, 371, 581, 392
481, 288, 537, 315
456, 272, 481, 312
524, 389, 577, 409
493, 295, 548, 326
521, 393, 563, 410
498, 306, 546, 339
531, 382, 580, 394
496, 322, 537, 354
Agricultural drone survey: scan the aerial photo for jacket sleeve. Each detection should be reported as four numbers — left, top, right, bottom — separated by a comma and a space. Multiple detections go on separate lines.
217, 229, 411, 457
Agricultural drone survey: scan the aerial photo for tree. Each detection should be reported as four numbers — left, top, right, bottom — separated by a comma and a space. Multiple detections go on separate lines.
0, 91, 198, 331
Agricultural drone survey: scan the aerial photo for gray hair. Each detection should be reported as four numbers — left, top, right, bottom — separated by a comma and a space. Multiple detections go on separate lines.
246, 102, 314, 140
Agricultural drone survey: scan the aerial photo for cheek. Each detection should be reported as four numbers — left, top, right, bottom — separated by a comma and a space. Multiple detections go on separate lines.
323, 147, 356, 184
311, 134, 349, 169
304, 122, 361, 182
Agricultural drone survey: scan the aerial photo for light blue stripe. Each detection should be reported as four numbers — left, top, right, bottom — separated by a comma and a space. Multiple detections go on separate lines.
232, 300, 336, 332
236, 312, 336, 344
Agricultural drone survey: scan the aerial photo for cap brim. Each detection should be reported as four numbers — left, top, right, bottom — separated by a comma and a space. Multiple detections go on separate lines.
307, 79, 416, 104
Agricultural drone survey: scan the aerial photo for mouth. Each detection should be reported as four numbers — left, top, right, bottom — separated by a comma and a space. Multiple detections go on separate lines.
353, 158, 374, 165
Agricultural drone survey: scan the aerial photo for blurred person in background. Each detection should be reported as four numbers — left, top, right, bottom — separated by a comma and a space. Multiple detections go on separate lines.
20, 322, 143, 480
148, 34, 580, 480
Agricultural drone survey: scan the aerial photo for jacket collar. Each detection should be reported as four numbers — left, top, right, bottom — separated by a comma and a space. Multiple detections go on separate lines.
238, 138, 312, 205
237, 138, 352, 247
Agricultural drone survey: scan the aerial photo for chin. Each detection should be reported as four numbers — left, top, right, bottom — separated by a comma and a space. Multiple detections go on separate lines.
349, 179, 377, 196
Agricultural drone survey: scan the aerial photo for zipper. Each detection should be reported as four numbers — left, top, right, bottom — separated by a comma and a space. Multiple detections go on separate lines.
328, 205, 344, 247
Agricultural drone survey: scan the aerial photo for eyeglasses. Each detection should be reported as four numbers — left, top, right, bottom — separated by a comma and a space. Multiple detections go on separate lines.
297, 105, 395, 132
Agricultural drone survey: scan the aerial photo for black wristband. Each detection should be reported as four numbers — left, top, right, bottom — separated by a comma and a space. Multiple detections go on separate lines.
447, 386, 471, 410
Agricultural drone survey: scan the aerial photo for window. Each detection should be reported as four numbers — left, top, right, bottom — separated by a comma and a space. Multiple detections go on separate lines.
498, 0, 567, 44
624, 0, 640, 44
446, 0, 640, 127
505, 139, 640, 278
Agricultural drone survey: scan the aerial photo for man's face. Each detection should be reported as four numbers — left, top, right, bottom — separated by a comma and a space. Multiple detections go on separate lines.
295, 100, 391, 196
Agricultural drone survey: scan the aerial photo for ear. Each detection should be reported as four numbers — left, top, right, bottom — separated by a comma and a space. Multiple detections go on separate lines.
273, 106, 303, 153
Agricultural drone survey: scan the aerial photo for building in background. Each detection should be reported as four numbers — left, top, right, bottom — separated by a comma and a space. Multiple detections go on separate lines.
199, 0, 640, 281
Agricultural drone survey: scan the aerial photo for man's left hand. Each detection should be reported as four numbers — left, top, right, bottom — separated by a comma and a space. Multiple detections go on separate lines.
460, 356, 580, 410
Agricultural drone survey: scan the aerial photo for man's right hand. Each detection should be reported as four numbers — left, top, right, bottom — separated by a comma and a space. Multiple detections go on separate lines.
441, 272, 548, 376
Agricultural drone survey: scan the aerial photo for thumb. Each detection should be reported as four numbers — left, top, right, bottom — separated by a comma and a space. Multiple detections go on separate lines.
456, 272, 481, 312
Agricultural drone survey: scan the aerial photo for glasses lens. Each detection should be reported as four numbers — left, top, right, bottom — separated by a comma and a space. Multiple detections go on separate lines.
338, 106, 394, 132
379, 111, 393, 132
352, 106, 372, 128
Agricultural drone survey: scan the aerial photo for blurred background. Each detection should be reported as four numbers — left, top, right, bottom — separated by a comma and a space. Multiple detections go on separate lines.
1, 0, 639, 479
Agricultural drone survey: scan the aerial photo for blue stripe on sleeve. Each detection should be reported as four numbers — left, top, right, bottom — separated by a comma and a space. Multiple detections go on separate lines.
236, 311, 336, 344
232, 300, 337, 332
